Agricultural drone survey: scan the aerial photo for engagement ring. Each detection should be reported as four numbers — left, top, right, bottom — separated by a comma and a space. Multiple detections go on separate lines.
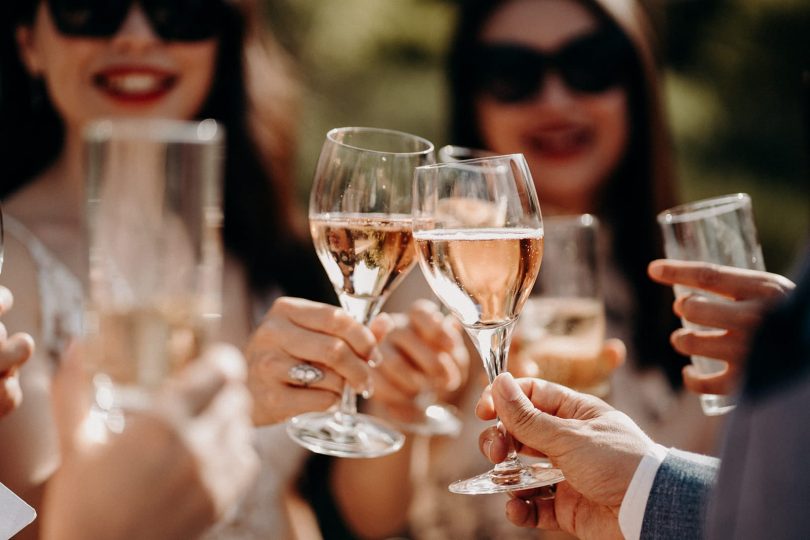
288, 363, 325, 387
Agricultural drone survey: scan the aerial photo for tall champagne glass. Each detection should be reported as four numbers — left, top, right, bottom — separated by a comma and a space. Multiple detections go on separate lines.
84, 119, 224, 422
413, 153, 565, 494
286, 127, 434, 458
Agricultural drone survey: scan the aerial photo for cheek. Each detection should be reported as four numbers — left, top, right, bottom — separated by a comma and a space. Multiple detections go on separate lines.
172, 44, 218, 117
475, 99, 526, 152
587, 90, 629, 175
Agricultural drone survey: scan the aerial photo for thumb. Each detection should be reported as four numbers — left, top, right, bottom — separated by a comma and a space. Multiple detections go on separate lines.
491, 373, 564, 456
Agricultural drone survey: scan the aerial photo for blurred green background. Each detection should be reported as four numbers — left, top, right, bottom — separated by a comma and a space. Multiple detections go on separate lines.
265, 0, 809, 276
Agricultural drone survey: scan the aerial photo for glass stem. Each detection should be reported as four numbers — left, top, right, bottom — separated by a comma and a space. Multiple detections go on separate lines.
334, 293, 385, 426
466, 321, 524, 483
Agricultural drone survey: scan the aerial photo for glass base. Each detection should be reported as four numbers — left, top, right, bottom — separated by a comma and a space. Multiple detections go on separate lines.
286, 411, 405, 458
397, 403, 463, 437
449, 462, 565, 495
700, 393, 736, 416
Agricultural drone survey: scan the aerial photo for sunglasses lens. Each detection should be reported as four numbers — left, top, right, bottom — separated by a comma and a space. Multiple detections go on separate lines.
48, 0, 128, 37
559, 32, 630, 93
142, 0, 223, 41
473, 46, 544, 103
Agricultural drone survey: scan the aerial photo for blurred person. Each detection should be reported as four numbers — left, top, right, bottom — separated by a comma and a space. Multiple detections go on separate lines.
0, 1, 465, 538
401, 1, 708, 538
475, 258, 801, 539
42, 343, 259, 540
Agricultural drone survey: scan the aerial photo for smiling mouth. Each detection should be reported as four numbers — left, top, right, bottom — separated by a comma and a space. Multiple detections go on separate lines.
524, 127, 595, 159
92, 70, 178, 102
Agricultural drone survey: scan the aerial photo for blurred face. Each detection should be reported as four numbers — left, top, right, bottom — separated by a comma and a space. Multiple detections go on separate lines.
17, 2, 218, 131
475, 0, 629, 214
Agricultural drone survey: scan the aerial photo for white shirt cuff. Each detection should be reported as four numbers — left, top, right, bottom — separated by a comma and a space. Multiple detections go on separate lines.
618, 444, 668, 540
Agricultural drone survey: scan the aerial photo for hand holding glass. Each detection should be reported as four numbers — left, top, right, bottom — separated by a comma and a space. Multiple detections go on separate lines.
657, 193, 764, 415
413, 153, 565, 494
287, 127, 434, 458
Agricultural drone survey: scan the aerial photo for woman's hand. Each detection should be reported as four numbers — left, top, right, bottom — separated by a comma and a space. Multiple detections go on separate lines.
0, 286, 35, 418
246, 297, 380, 426
367, 300, 469, 424
648, 260, 795, 395
42, 343, 259, 540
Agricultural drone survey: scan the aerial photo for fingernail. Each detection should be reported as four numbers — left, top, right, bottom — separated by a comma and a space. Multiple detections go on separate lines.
368, 348, 382, 368
495, 372, 522, 401
0, 287, 12, 311
648, 260, 664, 279
483, 439, 493, 460
361, 379, 374, 399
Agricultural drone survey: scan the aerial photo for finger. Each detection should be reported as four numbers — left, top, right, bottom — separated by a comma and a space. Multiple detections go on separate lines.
407, 300, 456, 351
272, 297, 380, 361
491, 374, 606, 455
250, 381, 340, 425
479, 425, 508, 463
674, 295, 767, 332
368, 313, 396, 348
0, 373, 23, 418
0, 332, 34, 374
374, 340, 425, 397
648, 260, 795, 301
475, 383, 496, 420
670, 328, 748, 363
386, 326, 449, 382
682, 364, 740, 396
0, 286, 13, 317
601, 338, 626, 370
505, 495, 558, 530
252, 321, 372, 392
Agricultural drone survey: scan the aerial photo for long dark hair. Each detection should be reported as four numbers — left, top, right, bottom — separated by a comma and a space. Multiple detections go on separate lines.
448, 0, 684, 386
0, 0, 331, 303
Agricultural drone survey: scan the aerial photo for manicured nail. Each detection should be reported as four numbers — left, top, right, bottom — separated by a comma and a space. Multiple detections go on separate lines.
483, 439, 493, 460
495, 372, 522, 401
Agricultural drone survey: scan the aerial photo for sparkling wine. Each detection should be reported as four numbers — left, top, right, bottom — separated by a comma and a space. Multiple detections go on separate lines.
414, 228, 543, 328
86, 302, 202, 409
511, 297, 608, 394
310, 213, 416, 300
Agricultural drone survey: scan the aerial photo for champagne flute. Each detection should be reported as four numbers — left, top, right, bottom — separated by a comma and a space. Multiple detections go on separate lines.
413, 153, 565, 494
286, 126, 435, 458
84, 118, 224, 422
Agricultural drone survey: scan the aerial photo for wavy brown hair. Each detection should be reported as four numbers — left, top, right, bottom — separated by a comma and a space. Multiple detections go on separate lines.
448, 0, 684, 385
0, 0, 330, 301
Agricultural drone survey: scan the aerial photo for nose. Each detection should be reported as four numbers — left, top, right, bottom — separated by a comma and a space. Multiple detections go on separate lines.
532, 72, 576, 109
110, 5, 161, 52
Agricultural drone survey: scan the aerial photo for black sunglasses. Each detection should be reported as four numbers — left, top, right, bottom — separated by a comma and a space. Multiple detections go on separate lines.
46, 0, 228, 42
469, 30, 633, 103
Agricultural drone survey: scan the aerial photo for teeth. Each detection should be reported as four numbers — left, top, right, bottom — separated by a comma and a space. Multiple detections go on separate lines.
106, 74, 163, 94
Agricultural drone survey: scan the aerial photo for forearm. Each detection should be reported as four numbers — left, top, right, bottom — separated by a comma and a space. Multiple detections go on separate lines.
331, 437, 415, 539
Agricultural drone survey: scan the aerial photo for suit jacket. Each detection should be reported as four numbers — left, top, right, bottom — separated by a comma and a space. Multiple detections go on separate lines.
641, 251, 810, 539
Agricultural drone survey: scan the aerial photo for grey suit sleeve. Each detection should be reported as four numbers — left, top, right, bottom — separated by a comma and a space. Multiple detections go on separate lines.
640, 448, 719, 540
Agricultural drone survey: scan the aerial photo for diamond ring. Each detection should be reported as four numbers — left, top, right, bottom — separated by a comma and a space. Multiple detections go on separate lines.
288, 363, 325, 387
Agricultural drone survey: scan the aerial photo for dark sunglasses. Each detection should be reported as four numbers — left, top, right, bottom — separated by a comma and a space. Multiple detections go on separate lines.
469, 30, 633, 103
46, 0, 228, 42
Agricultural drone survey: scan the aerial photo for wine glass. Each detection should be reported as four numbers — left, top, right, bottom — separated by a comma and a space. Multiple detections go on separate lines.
412, 153, 565, 494
287, 126, 437, 458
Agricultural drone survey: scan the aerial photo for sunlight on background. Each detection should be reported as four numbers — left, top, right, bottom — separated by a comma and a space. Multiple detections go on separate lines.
265, 0, 809, 275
